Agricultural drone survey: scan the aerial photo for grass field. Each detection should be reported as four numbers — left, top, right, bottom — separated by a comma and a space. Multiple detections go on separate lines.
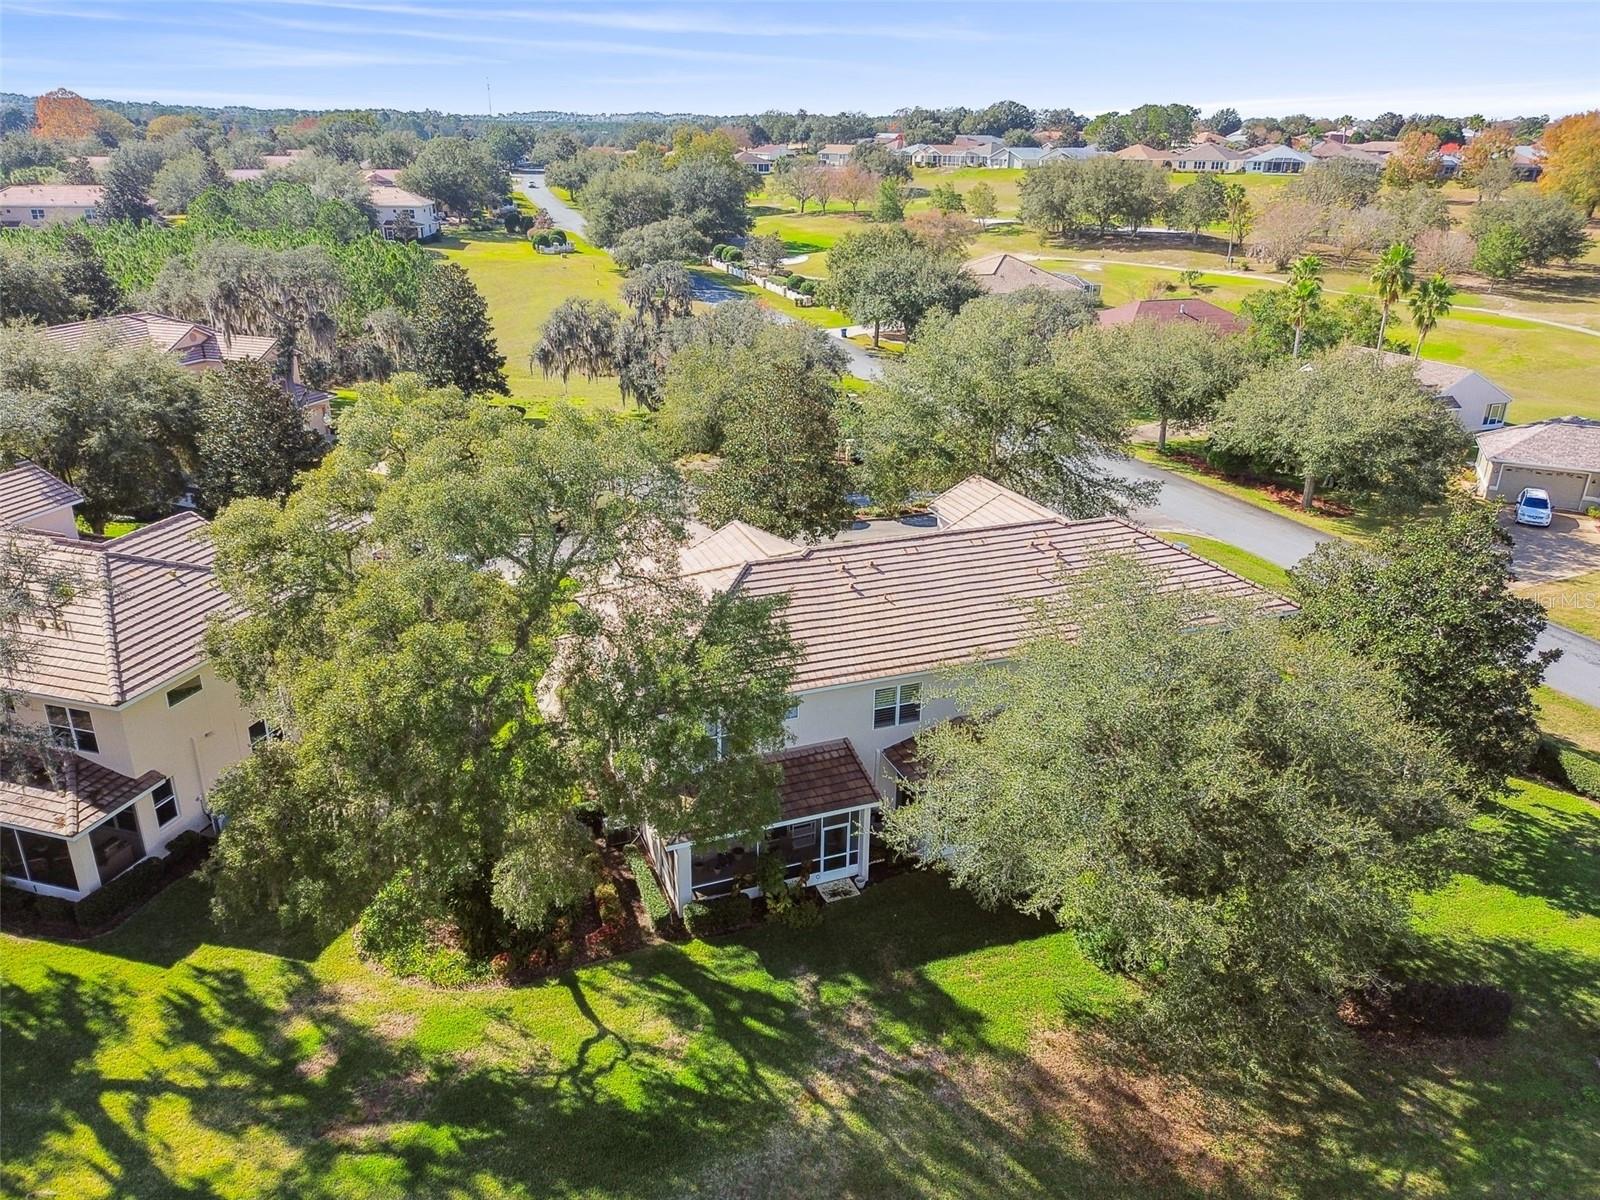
433, 230, 627, 415
5, 779, 1596, 1199
1519, 571, 1600, 640
1152, 531, 1295, 594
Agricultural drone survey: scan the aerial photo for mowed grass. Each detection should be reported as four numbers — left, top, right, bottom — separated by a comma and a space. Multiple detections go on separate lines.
1519, 571, 1600, 640
1151, 531, 1295, 595
433, 230, 626, 415
5, 783, 1597, 1198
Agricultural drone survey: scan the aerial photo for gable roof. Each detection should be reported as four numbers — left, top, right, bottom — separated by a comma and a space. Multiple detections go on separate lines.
1357, 348, 1484, 392
0, 462, 83, 528
3, 513, 228, 706
1171, 142, 1244, 162
929, 476, 1059, 530
1097, 298, 1246, 334
965, 252, 1094, 295
766, 739, 880, 822
731, 514, 1295, 691
1477, 417, 1600, 473
0, 749, 166, 838
0, 184, 105, 207
680, 520, 801, 595
369, 185, 434, 209
1115, 144, 1171, 161
39, 312, 278, 365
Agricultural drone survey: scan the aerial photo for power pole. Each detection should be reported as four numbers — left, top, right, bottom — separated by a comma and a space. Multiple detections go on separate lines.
486, 79, 493, 118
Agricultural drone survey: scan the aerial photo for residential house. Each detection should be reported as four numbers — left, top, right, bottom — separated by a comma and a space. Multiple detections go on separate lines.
987, 146, 1052, 169
954, 134, 1003, 152
1512, 146, 1545, 181
817, 144, 856, 168
1474, 417, 1600, 512
1238, 144, 1312, 173
910, 143, 991, 168
640, 477, 1292, 912
874, 131, 906, 151
1115, 144, 1174, 166
1170, 143, 1245, 173
0, 467, 269, 901
39, 312, 334, 439
1359, 349, 1514, 433
737, 144, 795, 175
1043, 146, 1105, 163
368, 182, 440, 240
965, 252, 1101, 300
1097, 298, 1246, 334
0, 184, 104, 227
1309, 140, 1386, 173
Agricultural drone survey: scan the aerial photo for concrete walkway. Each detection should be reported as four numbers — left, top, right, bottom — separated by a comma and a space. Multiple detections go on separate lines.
1105, 455, 1600, 706
515, 171, 587, 238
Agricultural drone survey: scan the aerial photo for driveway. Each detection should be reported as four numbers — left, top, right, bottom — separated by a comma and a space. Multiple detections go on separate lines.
1102, 456, 1600, 707
515, 171, 586, 238
1498, 509, 1600, 583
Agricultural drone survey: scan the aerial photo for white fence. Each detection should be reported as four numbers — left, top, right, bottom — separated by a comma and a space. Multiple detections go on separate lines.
707, 257, 815, 307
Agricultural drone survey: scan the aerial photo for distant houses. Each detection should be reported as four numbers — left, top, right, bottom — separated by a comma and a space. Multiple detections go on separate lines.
0, 184, 104, 227
965, 252, 1101, 300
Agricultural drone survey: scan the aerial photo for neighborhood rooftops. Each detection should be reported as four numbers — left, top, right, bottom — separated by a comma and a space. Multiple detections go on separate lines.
1097, 298, 1246, 334
727, 501, 1296, 692
0, 462, 84, 528
39, 312, 279, 365
1476, 417, 1600, 473
929, 475, 1058, 530
3, 513, 229, 706
0, 184, 105, 207
0, 749, 165, 837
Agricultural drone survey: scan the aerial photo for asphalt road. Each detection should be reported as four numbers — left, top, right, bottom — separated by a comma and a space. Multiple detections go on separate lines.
515, 171, 587, 237
1105, 455, 1600, 707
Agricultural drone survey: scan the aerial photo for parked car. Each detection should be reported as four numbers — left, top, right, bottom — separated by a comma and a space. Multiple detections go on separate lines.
1515, 487, 1553, 527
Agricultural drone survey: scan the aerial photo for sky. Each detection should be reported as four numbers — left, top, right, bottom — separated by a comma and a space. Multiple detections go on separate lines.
3, 0, 1598, 120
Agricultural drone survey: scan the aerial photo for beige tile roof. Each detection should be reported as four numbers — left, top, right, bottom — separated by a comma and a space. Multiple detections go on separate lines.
0, 184, 104, 207
0, 462, 84, 528
4, 513, 227, 706
1477, 417, 1600, 473
965, 253, 1094, 295
1097, 298, 1246, 334
680, 520, 800, 595
732, 516, 1296, 691
369, 185, 434, 209
0, 750, 165, 837
1115, 144, 1171, 161
929, 475, 1059, 530
39, 312, 278, 365
766, 739, 879, 821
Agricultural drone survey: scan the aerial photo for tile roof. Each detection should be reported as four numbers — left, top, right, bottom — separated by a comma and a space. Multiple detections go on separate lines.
3, 513, 228, 706
965, 253, 1095, 295
1476, 417, 1600, 473
766, 739, 880, 822
1115, 144, 1172, 161
1097, 298, 1246, 334
0, 462, 84, 528
283, 379, 334, 412
0, 184, 104, 207
732, 515, 1296, 691
680, 520, 800, 595
0, 750, 165, 837
881, 717, 975, 783
369, 185, 434, 208
39, 312, 278, 365
929, 475, 1059, 530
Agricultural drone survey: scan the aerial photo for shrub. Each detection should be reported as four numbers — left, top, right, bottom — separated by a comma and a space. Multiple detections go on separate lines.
683, 892, 754, 938
723, 247, 744, 263
785, 273, 806, 290
35, 894, 77, 924
422, 947, 480, 988
549, 229, 567, 245
1, 884, 38, 924
162, 829, 212, 872
1533, 737, 1600, 799
594, 881, 625, 925
74, 857, 165, 928
490, 951, 515, 980
623, 845, 672, 930
798, 281, 817, 297
356, 874, 429, 966
711, 243, 728, 258
584, 921, 622, 957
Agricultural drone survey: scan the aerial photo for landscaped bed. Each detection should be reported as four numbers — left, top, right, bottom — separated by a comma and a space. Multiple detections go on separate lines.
3, 780, 1596, 1199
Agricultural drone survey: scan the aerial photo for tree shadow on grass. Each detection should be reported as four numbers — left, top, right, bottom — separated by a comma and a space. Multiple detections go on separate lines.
1472, 794, 1600, 919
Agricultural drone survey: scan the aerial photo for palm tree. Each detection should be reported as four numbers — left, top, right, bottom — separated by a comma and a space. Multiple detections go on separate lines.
1286, 255, 1323, 358
1222, 183, 1251, 266
1406, 272, 1455, 357
1370, 242, 1416, 349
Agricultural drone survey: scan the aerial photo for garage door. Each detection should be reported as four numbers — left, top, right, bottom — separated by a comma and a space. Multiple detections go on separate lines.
1497, 466, 1590, 512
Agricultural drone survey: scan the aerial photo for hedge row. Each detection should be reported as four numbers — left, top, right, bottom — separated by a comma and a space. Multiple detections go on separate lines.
1533, 737, 1600, 800
622, 845, 673, 931
684, 892, 753, 937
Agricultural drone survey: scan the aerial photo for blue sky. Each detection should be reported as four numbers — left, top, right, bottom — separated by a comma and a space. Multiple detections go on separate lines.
4, 1, 1598, 118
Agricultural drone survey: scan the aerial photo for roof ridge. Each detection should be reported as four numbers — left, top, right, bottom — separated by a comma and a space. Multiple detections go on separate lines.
96, 551, 126, 704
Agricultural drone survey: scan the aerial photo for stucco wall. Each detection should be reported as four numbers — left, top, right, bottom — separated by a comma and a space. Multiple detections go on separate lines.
784, 671, 966, 794
1443, 374, 1513, 432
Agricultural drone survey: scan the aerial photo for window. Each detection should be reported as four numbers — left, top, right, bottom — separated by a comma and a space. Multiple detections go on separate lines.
166, 677, 203, 707
873, 683, 921, 729
707, 719, 729, 759
784, 698, 801, 721
45, 705, 98, 753
248, 718, 281, 745
152, 779, 179, 827
9, 828, 79, 890
1484, 403, 1507, 427
89, 807, 144, 885
29, 208, 45, 221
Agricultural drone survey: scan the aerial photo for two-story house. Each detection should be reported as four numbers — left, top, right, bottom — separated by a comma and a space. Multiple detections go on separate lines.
39, 311, 334, 439
0, 464, 268, 901
0, 184, 105, 228
639, 477, 1292, 912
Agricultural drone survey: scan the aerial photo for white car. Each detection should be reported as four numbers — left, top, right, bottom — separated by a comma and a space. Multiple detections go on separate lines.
1514, 487, 1553, 527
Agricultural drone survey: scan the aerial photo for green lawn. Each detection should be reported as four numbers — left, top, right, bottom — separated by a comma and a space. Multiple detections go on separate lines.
5, 782, 1598, 1198
1152, 531, 1294, 595
1536, 684, 1600, 753
433, 230, 627, 416
1519, 571, 1600, 640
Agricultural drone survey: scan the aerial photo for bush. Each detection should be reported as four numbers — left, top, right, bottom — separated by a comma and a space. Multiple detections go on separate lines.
1, 884, 38, 924
356, 874, 429, 966
683, 892, 754, 938
1533, 737, 1600, 799
723, 247, 744, 263
162, 829, 212, 872
785, 273, 805, 290
549, 229, 567, 245
74, 857, 165, 928
623, 845, 672, 929
421, 946, 481, 988
798, 281, 817, 297
594, 880, 625, 925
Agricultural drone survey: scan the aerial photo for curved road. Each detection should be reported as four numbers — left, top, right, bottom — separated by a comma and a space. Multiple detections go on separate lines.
1110, 455, 1600, 707
515, 170, 587, 237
